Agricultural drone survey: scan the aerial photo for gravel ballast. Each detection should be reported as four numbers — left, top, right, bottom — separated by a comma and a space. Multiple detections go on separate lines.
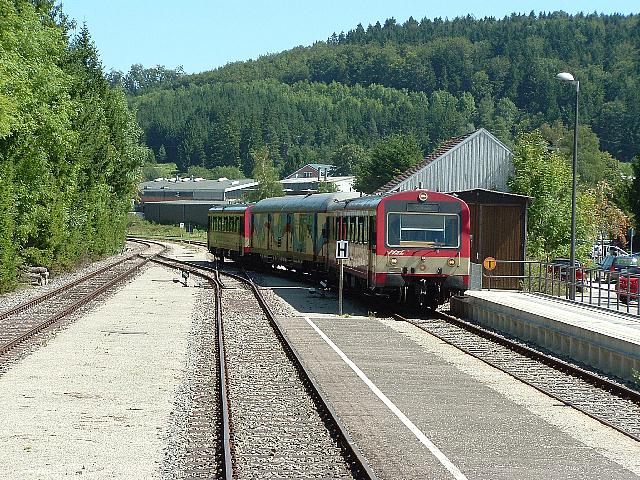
0, 264, 197, 479
221, 278, 355, 479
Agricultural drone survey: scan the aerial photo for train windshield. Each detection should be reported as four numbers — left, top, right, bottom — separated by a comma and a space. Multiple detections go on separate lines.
386, 213, 459, 248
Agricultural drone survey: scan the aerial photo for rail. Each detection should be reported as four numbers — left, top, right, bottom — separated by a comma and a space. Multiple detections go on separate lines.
149, 255, 233, 478
158, 255, 377, 480
483, 259, 640, 316
0, 255, 149, 356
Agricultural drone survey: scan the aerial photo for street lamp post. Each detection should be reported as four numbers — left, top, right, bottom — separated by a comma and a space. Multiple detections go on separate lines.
556, 72, 579, 300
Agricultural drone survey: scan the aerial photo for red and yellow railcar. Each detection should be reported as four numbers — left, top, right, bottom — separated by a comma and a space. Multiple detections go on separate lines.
327, 190, 470, 308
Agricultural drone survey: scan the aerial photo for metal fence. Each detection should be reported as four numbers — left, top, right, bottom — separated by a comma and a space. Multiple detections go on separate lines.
484, 259, 640, 316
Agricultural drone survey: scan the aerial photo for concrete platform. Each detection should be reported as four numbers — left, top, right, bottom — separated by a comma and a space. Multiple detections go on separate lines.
274, 313, 640, 480
451, 291, 640, 383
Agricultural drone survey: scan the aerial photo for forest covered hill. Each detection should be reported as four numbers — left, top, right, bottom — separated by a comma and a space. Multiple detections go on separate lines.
124, 11, 639, 182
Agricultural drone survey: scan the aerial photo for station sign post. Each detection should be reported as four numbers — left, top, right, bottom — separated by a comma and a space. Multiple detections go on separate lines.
336, 241, 349, 315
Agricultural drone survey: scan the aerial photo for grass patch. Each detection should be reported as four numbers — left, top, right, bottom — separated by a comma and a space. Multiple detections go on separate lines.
126, 214, 207, 242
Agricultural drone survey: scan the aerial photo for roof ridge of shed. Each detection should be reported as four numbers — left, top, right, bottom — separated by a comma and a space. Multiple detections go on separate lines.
375, 130, 477, 194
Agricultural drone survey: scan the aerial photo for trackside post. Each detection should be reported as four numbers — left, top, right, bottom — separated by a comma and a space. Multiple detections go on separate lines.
336, 241, 349, 315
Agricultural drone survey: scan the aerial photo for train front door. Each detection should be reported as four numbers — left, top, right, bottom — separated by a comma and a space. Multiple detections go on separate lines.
367, 216, 375, 288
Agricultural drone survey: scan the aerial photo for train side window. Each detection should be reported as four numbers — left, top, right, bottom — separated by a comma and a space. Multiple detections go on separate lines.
363, 217, 368, 244
370, 217, 376, 247
353, 217, 358, 243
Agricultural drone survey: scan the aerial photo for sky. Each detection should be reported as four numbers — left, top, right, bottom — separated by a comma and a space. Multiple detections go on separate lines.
59, 1, 639, 75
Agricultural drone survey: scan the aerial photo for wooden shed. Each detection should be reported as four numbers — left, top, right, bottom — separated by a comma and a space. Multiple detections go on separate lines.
453, 189, 530, 289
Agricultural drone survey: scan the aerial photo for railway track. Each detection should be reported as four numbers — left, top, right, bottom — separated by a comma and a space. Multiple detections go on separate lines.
394, 309, 640, 442
153, 254, 375, 479
0, 243, 160, 359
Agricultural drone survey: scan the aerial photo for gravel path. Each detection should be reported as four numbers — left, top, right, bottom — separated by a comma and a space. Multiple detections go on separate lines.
0, 264, 197, 479
163, 288, 221, 479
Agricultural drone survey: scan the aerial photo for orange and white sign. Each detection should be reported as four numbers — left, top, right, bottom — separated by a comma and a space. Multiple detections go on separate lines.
483, 257, 497, 271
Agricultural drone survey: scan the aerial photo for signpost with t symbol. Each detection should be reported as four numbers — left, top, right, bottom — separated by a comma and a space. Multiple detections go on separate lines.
336, 240, 349, 315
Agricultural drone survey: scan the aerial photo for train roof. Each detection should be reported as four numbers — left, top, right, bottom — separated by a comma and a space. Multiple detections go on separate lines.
251, 193, 359, 213
328, 195, 383, 211
328, 190, 467, 212
208, 204, 250, 214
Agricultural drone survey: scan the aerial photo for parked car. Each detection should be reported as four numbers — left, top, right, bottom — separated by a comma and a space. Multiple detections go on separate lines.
617, 266, 640, 304
610, 255, 639, 274
547, 258, 584, 291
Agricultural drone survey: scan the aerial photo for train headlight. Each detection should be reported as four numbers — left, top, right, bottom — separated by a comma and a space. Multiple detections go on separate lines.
389, 257, 398, 265
421, 256, 426, 262
447, 258, 456, 267
418, 192, 428, 202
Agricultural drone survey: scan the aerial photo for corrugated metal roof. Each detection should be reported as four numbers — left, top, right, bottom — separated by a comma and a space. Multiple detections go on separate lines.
327, 195, 382, 212
139, 178, 257, 193
148, 200, 229, 206
251, 192, 359, 213
451, 188, 531, 200
375, 129, 513, 194
209, 204, 250, 213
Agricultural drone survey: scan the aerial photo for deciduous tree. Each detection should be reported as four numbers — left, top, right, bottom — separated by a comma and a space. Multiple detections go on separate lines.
245, 146, 283, 202
509, 131, 596, 260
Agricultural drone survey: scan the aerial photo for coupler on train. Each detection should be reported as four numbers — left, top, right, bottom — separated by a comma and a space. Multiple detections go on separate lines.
397, 275, 467, 310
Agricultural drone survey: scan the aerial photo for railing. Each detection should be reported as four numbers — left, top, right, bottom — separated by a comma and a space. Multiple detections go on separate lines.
483, 259, 640, 316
